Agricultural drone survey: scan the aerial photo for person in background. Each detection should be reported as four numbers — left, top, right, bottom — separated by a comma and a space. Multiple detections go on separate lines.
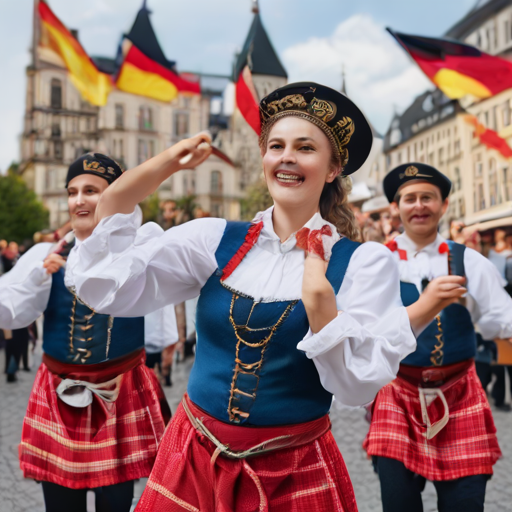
144, 304, 179, 386
365, 163, 512, 512
2, 241, 19, 272
0, 153, 170, 512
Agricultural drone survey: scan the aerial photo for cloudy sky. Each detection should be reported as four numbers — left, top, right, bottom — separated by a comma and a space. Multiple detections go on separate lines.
0, 0, 475, 171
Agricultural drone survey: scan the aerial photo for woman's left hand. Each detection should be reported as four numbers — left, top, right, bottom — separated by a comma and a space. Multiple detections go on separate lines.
302, 254, 338, 333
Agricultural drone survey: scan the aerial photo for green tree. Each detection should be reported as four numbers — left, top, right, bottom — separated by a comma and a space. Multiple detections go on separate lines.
0, 163, 49, 243
240, 179, 272, 220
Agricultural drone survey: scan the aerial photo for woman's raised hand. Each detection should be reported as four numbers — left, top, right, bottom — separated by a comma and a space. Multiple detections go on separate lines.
170, 132, 212, 172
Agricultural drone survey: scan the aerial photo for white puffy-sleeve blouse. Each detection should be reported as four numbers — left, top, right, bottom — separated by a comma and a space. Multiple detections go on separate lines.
66, 206, 416, 406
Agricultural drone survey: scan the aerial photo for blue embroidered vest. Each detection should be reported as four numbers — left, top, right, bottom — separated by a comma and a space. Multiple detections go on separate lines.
43, 268, 144, 364
400, 241, 477, 367
187, 221, 360, 426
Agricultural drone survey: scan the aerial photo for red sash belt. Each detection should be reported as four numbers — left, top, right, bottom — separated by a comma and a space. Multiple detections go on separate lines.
398, 358, 473, 389
43, 348, 145, 383
183, 394, 331, 458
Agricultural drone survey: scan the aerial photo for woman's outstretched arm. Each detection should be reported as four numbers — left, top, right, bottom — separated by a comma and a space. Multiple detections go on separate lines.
96, 133, 212, 221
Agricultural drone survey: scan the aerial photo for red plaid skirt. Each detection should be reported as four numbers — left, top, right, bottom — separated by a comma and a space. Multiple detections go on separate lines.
364, 361, 501, 481
19, 350, 171, 489
136, 395, 358, 512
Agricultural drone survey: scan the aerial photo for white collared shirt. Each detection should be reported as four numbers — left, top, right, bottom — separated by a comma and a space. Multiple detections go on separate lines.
65, 206, 416, 407
391, 232, 512, 340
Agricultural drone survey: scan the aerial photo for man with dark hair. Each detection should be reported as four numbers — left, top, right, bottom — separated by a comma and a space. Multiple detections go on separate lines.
365, 163, 512, 512
0, 154, 170, 512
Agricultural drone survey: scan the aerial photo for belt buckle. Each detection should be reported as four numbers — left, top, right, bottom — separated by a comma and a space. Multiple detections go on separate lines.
422, 368, 444, 384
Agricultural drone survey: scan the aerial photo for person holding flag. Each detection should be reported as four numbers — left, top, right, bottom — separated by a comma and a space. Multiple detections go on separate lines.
0, 154, 171, 512
364, 163, 512, 512
65, 82, 461, 511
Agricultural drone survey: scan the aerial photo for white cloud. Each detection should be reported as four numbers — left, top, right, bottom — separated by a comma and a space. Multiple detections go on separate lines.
282, 14, 433, 135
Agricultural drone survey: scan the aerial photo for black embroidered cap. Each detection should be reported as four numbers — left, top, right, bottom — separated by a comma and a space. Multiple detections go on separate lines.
65, 153, 123, 188
259, 82, 373, 175
383, 162, 452, 203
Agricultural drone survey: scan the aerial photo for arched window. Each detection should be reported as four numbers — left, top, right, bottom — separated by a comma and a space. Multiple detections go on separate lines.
210, 170, 223, 194
50, 79, 62, 109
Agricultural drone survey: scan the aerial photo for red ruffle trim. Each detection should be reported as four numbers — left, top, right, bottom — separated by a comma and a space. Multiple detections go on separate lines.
438, 242, 449, 254
296, 225, 333, 261
385, 239, 408, 260
221, 221, 264, 281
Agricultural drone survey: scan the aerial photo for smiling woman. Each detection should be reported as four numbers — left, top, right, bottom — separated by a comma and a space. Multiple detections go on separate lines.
65, 82, 419, 512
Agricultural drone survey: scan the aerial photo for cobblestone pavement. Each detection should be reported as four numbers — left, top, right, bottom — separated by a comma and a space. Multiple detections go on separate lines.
2, 347, 512, 511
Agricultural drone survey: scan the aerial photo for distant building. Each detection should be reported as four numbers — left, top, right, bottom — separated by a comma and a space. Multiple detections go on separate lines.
380, 0, 512, 233
19, 2, 246, 227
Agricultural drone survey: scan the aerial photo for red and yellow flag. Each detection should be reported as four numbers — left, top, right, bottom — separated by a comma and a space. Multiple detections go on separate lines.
38, 1, 112, 106
464, 115, 512, 158
388, 28, 512, 100
116, 41, 200, 102
235, 65, 261, 135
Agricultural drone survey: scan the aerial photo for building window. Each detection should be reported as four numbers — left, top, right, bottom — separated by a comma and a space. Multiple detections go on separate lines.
503, 101, 511, 127
210, 170, 223, 195
459, 197, 465, 217
454, 167, 461, 191
454, 139, 461, 155
139, 106, 153, 131
137, 139, 151, 164
438, 147, 444, 165
478, 183, 485, 210
211, 201, 223, 217
51, 122, 61, 137
50, 79, 62, 109
490, 159, 498, 205
174, 112, 189, 138
115, 104, 124, 129
54, 141, 63, 160
475, 157, 483, 177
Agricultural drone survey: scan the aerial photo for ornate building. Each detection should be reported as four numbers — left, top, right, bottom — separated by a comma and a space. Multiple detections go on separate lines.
381, 0, 512, 232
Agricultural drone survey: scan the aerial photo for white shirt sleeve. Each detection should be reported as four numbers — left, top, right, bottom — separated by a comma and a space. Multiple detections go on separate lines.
65, 207, 226, 317
465, 248, 512, 340
297, 242, 416, 407
0, 243, 53, 329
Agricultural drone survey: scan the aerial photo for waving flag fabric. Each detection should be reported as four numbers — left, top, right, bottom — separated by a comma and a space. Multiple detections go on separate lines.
38, 1, 112, 106
235, 65, 261, 135
388, 28, 512, 99
464, 115, 512, 158
116, 41, 200, 102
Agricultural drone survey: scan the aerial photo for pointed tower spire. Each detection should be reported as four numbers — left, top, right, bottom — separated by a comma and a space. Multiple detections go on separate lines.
126, 0, 175, 70
234, 4, 287, 79
341, 64, 347, 95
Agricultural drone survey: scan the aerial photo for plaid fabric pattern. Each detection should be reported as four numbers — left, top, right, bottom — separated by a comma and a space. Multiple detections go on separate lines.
136, 399, 358, 512
364, 363, 501, 481
19, 353, 169, 489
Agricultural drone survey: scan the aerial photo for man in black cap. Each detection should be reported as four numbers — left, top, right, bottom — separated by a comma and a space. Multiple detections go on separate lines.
364, 163, 512, 512
0, 153, 170, 512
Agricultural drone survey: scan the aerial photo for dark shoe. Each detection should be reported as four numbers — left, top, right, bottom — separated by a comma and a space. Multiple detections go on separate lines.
23, 367, 31, 372
495, 403, 511, 412
6, 373, 17, 383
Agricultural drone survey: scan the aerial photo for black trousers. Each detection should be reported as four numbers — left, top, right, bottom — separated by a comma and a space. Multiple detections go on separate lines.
491, 365, 512, 406
41, 480, 134, 512
374, 456, 489, 512
4, 328, 29, 374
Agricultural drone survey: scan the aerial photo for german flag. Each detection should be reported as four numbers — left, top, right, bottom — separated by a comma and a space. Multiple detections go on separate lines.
38, 1, 112, 106
115, 5, 200, 102
116, 41, 200, 102
464, 115, 512, 158
388, 28, 512, 99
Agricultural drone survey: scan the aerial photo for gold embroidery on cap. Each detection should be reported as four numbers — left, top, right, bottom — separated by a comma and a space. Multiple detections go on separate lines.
399, 166, 432, 180
307, 98, 337, 123
266, 94, 307, 116
83, 160, 117, 176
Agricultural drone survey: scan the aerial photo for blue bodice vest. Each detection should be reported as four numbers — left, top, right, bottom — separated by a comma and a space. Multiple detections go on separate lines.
43, 268, 144, 364
187, 221, 360, 426
400, 241, 477, 367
